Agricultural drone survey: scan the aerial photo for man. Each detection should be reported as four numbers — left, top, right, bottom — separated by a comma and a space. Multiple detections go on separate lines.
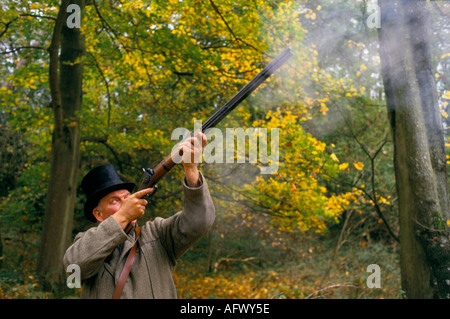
63, 133, 215, 298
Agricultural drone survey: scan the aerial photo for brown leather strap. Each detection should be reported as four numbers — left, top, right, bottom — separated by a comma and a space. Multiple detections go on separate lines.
112, 226, 141, 299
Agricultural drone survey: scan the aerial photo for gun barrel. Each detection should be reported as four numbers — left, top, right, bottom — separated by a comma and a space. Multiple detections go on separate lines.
201, 47, 293, 132
138, 48, 293, 191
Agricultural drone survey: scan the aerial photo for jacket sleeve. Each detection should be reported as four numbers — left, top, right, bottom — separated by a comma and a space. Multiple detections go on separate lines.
150, 172, 215, 264
63, 216, 128, 280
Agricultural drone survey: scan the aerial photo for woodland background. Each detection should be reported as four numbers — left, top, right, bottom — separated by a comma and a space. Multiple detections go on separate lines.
0, 0, 449, 298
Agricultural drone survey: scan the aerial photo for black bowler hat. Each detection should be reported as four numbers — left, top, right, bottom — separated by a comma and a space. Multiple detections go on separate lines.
81, 164, 135, 222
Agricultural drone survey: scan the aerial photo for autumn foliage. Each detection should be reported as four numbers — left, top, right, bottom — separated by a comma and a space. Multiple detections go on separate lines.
1, 0, 449, 299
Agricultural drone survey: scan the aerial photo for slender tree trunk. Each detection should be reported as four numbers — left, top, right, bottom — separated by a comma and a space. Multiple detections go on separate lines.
37, 0, 84, 289
0, 226, 3, 269
378, 0, 450, 298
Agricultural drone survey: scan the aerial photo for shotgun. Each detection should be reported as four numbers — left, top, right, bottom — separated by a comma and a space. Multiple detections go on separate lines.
137, 48, 293, 192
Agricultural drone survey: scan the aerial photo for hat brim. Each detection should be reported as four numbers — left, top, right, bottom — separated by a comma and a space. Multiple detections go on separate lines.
84, 182, 135, 222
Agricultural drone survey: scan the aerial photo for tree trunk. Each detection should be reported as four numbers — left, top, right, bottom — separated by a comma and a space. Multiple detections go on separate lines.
37, 0, 84, 289
0, 226, 3, 269
378, 0, 450, 298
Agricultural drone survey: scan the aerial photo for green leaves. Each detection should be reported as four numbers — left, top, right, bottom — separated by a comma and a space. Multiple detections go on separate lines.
1, 0, 392, 237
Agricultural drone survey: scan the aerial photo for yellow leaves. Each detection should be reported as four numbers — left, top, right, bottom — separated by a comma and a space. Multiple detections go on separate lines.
347, 40, 366, 50
29, 3, 41, 10
314, 139, 326, 153
174, 267, 297, 298
331, 157, 367, 182
378, 195, 391, 205
290, 182, 297, 192
330, 153, 339, 162
1, 10, 20, 23
443, 91, 450, 100
353, 162, 364, 171
247, 107, 373, 233
122, 0, 144, 10
319, 102, 328, 115
300, 4, 320, 23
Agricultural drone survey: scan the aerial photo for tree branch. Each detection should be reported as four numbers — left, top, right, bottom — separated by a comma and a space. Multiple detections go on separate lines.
0, 19, 16, 38
208, 0, 260, 53
0, 45, 47, 55
81, 136, 123, 171
20, 13, 57, 21
88, 52, 113, 130
329, 97, 399, 242
1, 14, 56, 39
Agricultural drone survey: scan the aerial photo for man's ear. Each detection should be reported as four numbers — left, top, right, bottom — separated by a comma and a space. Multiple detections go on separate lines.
93, 208, 104, 222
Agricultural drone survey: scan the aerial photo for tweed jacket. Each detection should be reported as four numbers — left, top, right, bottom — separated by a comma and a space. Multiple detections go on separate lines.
63, 173, 215, 299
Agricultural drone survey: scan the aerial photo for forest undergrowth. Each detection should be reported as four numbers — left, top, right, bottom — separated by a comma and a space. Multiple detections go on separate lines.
173, 231, 402, 299
0, 225, 402, 299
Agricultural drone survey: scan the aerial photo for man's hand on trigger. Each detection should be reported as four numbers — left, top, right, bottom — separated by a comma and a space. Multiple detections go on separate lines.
113, 188, 154, 229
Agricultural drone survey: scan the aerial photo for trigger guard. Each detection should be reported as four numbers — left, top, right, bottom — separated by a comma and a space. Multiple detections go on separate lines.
144, 185, 158, 199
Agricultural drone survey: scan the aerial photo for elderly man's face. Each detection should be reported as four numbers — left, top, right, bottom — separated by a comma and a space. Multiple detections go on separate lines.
93, 189, 131, 222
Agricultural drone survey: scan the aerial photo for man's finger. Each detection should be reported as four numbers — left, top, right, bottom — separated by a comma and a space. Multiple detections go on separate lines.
192, 132, 207, 147
184, 137, 196, 146
180, 142, 197, 155
133, 187, 155, 198
181, 140, 193, 149
200, 132, 207, 147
